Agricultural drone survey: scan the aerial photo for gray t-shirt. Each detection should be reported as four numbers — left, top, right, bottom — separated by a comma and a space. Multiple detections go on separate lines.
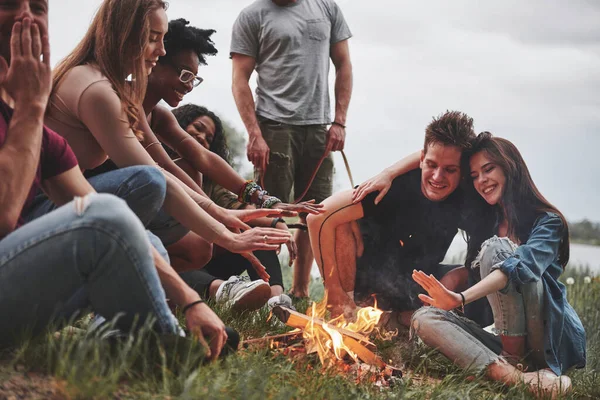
231, 0, 352, 125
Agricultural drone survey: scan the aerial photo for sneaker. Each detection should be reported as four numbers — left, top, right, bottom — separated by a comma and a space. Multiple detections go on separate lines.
267, 294, 296, 312
215, 276, 271, 312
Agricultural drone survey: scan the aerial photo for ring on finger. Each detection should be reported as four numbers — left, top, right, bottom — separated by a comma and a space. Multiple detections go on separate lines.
263, 235, 268, 243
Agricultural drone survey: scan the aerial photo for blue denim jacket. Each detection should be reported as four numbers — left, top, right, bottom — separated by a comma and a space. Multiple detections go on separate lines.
499, 212, 586, 375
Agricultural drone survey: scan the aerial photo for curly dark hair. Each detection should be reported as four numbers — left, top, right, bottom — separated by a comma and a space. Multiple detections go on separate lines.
159, 18, 217, 66
171, 104, 229, 163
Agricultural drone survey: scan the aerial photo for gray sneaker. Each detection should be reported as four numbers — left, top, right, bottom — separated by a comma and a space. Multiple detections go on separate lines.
267, 294, 296, 312
215, 276, 271, 312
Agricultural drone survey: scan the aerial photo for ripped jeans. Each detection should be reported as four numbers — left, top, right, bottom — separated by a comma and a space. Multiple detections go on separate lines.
0, 194, 180, 347
411, 236, 545, 373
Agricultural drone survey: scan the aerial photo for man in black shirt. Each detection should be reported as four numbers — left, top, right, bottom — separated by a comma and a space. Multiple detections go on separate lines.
307, 111, 476, 326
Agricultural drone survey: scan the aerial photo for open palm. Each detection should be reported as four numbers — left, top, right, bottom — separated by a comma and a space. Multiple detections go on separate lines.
412, 270, 462, 310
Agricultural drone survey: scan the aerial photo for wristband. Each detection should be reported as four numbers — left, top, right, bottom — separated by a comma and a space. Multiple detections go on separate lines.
458, 292, 466, 314
182, 299, 205, 314
271, 217, 285, 228
331, 121, 346, 129
261, 196, 281, 209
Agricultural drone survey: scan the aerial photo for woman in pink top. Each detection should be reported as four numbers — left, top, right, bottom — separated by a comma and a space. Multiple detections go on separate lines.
45, 0, 291, 258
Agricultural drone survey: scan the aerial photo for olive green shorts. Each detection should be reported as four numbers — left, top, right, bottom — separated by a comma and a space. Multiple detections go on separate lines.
256, 116, 333, 204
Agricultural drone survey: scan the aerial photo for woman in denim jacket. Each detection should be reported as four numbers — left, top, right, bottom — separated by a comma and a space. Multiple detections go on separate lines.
411, 132, 586, 398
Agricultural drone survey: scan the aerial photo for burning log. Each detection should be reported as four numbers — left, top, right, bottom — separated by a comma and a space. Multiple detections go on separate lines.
272, 306, 376, 346
272, 306, 395, 371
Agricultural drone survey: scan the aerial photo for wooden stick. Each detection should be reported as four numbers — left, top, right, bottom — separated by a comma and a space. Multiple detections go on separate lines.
241, 331, 301, 345
272, 306, 374, 346
273, 306, 403, 376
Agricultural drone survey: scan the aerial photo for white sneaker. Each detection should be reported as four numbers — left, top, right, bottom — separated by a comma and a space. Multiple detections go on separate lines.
215, 276, 271, 312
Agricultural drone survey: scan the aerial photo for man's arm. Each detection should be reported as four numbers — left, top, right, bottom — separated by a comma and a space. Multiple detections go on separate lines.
326, 39, 353, 153
231, 53, 270, 173
0, 19, 51, 236
0, 104, 45, 236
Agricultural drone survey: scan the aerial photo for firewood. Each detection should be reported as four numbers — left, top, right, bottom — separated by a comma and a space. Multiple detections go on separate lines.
272, 306, 375, 346
272, 306, 389, 366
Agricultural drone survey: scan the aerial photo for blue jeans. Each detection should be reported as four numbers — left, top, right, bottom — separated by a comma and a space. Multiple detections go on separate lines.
27, 166, 189, 250
0, 194, 179, 347
411, 237, 545, 373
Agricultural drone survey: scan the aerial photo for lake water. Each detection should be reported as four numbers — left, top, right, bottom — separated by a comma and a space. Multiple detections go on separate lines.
308, 234, 600, 277
443, 235, 600, 276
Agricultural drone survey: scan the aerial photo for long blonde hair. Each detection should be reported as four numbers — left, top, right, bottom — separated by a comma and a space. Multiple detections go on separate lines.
52, 0, 168, 138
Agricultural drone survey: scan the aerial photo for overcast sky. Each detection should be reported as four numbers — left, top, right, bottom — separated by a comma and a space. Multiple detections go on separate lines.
50, 0, 600, 221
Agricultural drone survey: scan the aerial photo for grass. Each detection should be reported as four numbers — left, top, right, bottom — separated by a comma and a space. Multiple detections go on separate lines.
0, 264, 598, 399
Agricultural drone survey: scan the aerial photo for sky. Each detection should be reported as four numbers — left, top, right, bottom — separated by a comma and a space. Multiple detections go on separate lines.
50, 0, 600, 221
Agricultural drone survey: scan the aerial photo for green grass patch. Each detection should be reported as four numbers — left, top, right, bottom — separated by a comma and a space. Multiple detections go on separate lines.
0, 265, 598, 399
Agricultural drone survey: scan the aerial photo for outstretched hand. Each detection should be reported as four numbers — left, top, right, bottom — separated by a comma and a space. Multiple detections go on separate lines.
273, 199, 324, 216
225, 226, 292, 254
412, 270, 462, 310
0, 18, 51, 107
219, 207, 285, 230
352, 170, 394, 204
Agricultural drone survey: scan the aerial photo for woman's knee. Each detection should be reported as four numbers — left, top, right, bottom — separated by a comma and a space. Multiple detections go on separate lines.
83, 194, 147, 241
411, 307, 449, 337
476, 237, 516, 278
127, 166, 167, 204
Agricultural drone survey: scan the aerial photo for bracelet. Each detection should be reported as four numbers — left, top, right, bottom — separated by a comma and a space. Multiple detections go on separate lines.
238, 180, 263, 204
331, 121, 346, 129
182, 299, 205, 314
458, 292, 466, 314
271, 217, 285, 228
261, 196, 281, 209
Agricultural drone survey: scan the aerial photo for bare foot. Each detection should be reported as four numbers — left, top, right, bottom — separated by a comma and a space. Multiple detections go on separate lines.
327, 289, 357, 319
522, 369, 572, 399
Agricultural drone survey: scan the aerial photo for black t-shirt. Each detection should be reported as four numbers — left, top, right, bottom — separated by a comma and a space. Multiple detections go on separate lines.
360, 169, 465, 272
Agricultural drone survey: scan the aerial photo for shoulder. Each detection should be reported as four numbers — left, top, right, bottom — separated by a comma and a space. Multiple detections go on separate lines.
60, 64, 108, 90
535, 212, 563, 228
235, 1, 264, 24
318, 0, 345, 17
152, 105, 179, 130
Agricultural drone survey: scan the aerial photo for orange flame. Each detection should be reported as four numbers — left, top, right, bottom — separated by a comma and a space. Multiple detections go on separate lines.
302, 292, 392, 368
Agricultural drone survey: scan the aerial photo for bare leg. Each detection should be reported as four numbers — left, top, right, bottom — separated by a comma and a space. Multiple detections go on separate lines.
208, 279, 225, 298
290, 228, 313, 298
167, 232, 213, 272
439, 266, 469, 292
334, 222, 360, 293
270, 284, 284, 297
306, 190, 365, 316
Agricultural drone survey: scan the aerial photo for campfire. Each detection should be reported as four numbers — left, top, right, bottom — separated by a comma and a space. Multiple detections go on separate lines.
264, 294, 402, 384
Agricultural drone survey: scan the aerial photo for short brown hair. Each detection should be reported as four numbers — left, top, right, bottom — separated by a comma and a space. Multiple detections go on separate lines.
424, 111, 475, 154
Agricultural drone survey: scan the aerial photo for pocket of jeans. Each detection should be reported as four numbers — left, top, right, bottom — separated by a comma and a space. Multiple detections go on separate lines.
307, 19, 329, 41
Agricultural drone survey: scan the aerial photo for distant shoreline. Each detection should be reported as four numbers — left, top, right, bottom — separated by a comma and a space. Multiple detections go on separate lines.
571, 239, 600, 247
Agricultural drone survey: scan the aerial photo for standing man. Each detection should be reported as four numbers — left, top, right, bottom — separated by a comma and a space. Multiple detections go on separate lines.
231, 0, 353, 298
